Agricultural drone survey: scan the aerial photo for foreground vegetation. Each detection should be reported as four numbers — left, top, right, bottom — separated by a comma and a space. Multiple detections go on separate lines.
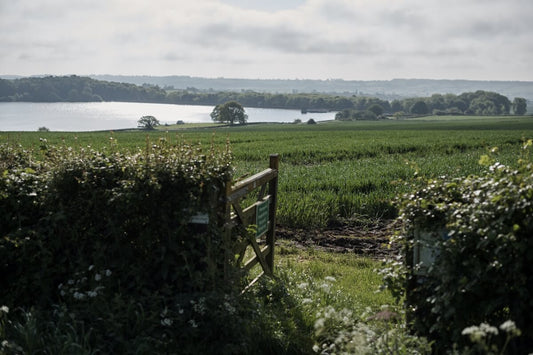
0, 139, 424, 354
2, 116, 533, 353
1, 245, 422, 354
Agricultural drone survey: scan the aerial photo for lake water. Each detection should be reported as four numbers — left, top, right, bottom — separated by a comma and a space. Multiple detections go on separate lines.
0, 102, 336, 132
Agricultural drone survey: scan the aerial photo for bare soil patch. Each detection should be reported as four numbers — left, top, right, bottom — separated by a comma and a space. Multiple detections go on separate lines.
276, 220, 400, 258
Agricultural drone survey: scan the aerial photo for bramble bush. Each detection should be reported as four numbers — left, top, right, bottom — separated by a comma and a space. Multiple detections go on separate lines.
382, 140, 533, 353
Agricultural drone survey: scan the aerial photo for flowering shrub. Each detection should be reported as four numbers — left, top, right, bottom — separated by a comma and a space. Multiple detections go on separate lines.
461, 320, 522, 354
280, 271, 431, 355
387, 142, 533, 353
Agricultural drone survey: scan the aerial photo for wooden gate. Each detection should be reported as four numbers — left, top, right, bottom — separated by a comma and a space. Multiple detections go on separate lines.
224, 154, 279, 289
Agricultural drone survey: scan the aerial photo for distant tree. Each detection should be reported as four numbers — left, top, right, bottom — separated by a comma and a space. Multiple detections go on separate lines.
335, 109, 352, 121
448, 98, 468, 113
428, 94, 446, 111
462, 91, 511, 115
210, 101, 247, 125
361, 111, 378, 120
0, 79, 16, 99
367, 104, 384, 116
307, 119, 317, 124
391, 100, 403, 113
512, 97, 527, 115
410, 101, 429, 115
38, 126, 50, 132
469, 98, 498, 115
137, 115, 160, 130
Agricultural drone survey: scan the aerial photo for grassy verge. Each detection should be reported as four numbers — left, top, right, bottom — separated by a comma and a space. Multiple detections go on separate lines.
1, 246, 431, 354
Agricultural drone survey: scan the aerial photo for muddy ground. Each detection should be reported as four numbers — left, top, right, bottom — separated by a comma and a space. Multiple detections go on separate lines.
276, 219, 400, 259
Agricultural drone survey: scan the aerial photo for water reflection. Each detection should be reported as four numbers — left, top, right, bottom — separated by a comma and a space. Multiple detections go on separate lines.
0, 102, 336, 131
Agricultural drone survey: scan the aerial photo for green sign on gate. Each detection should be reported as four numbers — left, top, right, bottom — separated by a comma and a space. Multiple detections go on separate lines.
256, 199, 269, 237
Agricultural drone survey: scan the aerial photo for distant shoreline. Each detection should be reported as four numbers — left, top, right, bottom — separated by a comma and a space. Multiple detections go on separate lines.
2, 75, 533, 102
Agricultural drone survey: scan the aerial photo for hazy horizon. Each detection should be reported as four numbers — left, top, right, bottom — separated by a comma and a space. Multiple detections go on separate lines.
1, 0, 532, 82
2, 75, 533, 84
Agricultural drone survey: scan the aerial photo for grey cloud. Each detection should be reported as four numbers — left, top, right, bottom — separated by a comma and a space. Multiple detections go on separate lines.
313, 1, 361, 22
379, 8, 427, 29
162, 52, 189, 61
188, 18, 381, 56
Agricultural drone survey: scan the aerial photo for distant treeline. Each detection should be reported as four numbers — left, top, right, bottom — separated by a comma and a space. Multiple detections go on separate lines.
337, 91, 528, 120
0, 75, 527, 116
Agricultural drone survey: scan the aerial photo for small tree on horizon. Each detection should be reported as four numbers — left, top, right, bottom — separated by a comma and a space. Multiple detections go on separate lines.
512, 97, 527, 115
138, 115, 160, 130
210, 101, 247, 125
410, 101, 429, 115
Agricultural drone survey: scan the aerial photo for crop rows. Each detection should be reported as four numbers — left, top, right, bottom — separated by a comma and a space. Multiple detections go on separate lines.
3, 116, 533, 228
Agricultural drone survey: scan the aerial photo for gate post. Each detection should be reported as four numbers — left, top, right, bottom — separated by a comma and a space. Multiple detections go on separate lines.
266, 154, 279, 274
223, 174, 233, 281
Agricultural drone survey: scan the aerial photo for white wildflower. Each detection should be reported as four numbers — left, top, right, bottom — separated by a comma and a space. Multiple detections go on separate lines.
462, 326, 478, 335
73, 292, 86, 300
189, 319, 198, 328
302, 298, 313, 305
320, 283, 330, 293
297, 282, 309, 289
314, 318, 325, 330
325, 276, 337, 282
94, 273, 102, 281
462, 325, 488, 343
105, 269, 112, 277
193, 297, 207, 315
87, 291, 98, 298
500, 320, 521, 336
499, 320, 516, 333
0, 305, 9, 314
224, 301, 236, 315
88, 265, 94, 271
161, 318, 173, 326
479, 322, 499, 336
67, 279, 74, 285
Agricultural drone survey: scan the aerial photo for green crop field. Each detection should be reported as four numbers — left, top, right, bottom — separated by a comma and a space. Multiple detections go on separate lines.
3, 115, 533, 228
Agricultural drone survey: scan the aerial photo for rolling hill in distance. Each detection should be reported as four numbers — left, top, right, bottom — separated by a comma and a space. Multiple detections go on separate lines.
2, 75, 532, 104
87, 75, 533, 102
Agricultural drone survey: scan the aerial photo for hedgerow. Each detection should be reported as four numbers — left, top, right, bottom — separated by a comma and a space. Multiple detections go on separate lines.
382, 140, 533, 353
1, 140, 283, 353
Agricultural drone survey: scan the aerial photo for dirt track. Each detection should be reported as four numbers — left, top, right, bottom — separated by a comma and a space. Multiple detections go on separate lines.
276, 220, 400, 258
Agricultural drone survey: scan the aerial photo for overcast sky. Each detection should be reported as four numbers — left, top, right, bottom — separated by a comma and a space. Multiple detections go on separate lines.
1, 0, 532, 81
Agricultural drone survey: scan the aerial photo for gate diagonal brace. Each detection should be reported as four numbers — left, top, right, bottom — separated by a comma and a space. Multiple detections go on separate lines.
247, 232, 272, 276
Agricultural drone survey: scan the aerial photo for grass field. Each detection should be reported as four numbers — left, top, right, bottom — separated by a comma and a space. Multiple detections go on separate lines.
3, 115, 533, 228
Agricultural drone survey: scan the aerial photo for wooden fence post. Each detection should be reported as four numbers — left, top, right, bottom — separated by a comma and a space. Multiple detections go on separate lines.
224, 174, 233, 281
266, 154, 279, 274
